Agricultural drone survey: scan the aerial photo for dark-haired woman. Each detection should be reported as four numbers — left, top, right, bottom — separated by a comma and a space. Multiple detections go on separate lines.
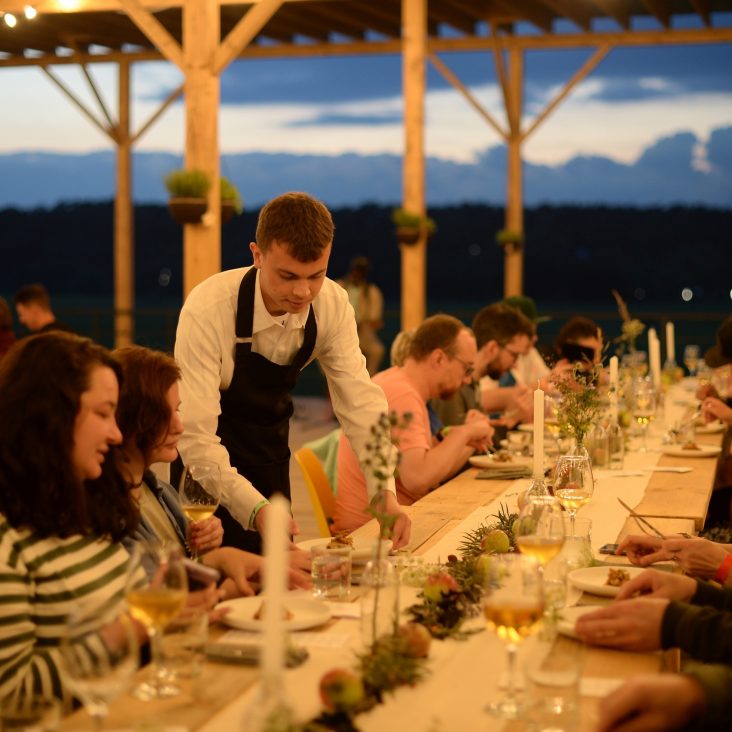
0, 332, 138, 702
0, 296, 15, 360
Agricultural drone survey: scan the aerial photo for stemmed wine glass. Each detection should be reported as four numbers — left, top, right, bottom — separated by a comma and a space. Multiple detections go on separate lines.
683, 345, 701, 377
178, 460, 221, 560
125, 542, 188, 700
553, 454, 594, 536
60, 606, 140, 730
482, 554, 544, 719
515, 496, 566, 571
632, 379, 657, 453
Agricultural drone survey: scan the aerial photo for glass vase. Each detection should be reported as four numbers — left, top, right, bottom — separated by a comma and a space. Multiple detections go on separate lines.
360, 554, 398, 647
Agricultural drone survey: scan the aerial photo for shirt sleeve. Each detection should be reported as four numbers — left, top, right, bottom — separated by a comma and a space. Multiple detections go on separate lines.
662, 600, 732, 664
314, 284, 397, 501
175, 305, 266, 530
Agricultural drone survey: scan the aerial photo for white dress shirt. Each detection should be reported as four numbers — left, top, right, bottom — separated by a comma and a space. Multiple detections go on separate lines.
174, 266, 395, 530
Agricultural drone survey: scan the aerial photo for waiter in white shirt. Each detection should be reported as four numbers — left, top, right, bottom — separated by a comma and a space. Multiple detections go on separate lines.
174, 192, 410, 553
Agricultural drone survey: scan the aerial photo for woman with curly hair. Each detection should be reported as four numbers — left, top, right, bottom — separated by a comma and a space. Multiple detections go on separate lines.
0, 332, 138, 703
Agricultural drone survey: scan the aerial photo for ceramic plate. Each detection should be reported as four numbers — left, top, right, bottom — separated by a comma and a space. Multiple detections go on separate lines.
218, 596, 332, 632
556, 605, 598, 639
695, 421, 725, 435
661, 444, 722, 458
567, 566, 645, 598
517, 424, 534, 432
468, 454, 532, 470
296, 537, 393, 563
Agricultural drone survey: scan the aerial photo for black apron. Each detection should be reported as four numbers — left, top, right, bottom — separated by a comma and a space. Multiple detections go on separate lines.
215, 266, 317, 553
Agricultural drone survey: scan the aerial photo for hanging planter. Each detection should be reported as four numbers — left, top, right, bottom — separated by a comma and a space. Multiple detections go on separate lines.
496, 229, 525, 253
220, 177, 244, 225
391, 208, 436, 247
164, 169, 210, 225
167, 197, 208, 224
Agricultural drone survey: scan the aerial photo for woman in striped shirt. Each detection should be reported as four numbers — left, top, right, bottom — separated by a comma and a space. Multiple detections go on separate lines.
0, 332, 138, 703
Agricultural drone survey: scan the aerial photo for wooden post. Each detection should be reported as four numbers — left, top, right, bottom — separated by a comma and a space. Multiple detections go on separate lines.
182, 0, 221, 298
504, 47, 524, 298
401, 0, 427, 330
114, 59, 134, 347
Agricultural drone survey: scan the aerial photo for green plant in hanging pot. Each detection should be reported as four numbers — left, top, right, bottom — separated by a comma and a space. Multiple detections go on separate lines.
495, 228, 525, 252
391, 208, 436, 246
220, 177, 244, 224
164, 168, 211, 224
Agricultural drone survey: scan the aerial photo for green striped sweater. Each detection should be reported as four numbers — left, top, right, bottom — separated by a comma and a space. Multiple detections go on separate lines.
0, 514, 132, 704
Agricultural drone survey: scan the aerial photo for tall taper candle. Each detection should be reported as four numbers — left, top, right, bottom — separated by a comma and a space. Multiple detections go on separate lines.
609, 355, 619, 422
650, 333, 662, 391
533, 387, 544, 478
261, 495, 288, 685
666, 321, 676, 365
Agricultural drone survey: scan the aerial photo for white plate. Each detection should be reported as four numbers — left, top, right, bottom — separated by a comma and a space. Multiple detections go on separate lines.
568, 566, 645, 597
218, 596, 332, 632
556, 605, 598, 639
517, 424, 534, 432
695, 421, 725, 435
661, 444, 722, 458
468, 454, 532, 470
296, 537, 393, 563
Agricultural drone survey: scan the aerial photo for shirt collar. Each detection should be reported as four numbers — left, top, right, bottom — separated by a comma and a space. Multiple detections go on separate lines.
252, 268, 309, 334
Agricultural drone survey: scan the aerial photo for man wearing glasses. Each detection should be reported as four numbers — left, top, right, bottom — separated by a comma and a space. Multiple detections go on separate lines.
432, 303, 534, 428
332, 314, 494, 532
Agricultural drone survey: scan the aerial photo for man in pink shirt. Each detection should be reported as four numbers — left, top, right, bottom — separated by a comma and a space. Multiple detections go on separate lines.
333, 314, 494, 532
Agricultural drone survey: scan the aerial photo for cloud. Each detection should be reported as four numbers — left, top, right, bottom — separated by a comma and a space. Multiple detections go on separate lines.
285, 111, 402, 127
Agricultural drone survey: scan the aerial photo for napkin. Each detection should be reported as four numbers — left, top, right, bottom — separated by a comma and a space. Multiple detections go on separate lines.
642, 467, 693, 473
476, 467, 531, 480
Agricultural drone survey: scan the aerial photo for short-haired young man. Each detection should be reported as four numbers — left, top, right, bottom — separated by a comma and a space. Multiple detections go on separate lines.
14, 283, 73, 334
174, 192, 409, 552
333, 314, 494, 533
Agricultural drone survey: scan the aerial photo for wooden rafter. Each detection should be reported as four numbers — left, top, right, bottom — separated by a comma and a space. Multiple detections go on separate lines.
490, 0, 553, 33
272, 5, 332, 43
427, 0, 475, 35
533, 0, 593, 32
346, 0, 401, 37
689, 0, 711, 27
118, 0, 184, 69
640, 0, 671, 28
302, 3, 367, 40
587, 0, 631, 31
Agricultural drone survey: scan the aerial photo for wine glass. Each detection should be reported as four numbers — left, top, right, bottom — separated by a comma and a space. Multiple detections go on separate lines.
683, 345, 701, 377
125, 543, 188, 700
553, 454, 594, 536
544, 393, 563, 454
632, 379, 657, 453
60, 606, 139, 730
482, 554, 544, 719
515, 496, 566, 570
178, 460, 221, 560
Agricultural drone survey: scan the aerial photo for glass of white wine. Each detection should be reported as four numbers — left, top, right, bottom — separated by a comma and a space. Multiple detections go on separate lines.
632, 379, 657, 453
553, 454, 594, 536
483, 554, 544, 719
178, 460, 221, 559
515, 496, 566, 570
126, 543, 188, 700
60, 606, 139, 730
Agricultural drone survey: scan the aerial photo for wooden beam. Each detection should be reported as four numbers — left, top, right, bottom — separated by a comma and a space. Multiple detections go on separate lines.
427, 0, 475, 35
79, 60, 115, 129
533, 0, 593, 32
214, 0, 285, 74
427, 51, 507, 140
130, 81, 183, 144
587, 0, 631, 31
40, 65, 116, 141
689, 0, 711, 27
522, 44, 611, 141
504, 46, 523, 298
299, 3, 367, 40
640, 0, 671, 29
118, 0, 184, 69
490, 0, 553, 34
343, 0, 402, 37
264, 6, 331, 43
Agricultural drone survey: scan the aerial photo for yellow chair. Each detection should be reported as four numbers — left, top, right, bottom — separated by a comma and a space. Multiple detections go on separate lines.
295, 446, 337, 538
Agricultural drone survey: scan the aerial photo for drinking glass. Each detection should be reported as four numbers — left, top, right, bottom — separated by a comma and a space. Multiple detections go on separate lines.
125, 543, 188, 700
632, 379, 657, 453
178, 460, 221, 559
482, 554, 544, 719
683, 345, 701, 377
515, 496, 566, 571
60, 607, 139, 730
553, 455, 594, 536
310, 544, 351, 600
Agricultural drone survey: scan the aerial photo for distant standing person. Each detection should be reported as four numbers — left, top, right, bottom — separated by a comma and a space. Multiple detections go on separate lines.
337, 256, 385, 375
14, 283, 73, 334
0, 297, 15, 359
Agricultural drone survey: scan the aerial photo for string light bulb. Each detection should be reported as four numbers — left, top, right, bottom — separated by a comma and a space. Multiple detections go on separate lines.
3, 12, 18, 28
24, 6, 38, 20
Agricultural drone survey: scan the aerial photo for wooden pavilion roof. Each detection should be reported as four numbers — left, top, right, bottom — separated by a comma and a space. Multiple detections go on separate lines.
2, 1, 732, 67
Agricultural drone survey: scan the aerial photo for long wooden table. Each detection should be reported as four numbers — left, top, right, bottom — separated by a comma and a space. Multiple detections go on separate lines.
61, 399, 724, 731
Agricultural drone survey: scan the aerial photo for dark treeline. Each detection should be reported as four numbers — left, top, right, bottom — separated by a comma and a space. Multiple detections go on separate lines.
1, 202, 730, 307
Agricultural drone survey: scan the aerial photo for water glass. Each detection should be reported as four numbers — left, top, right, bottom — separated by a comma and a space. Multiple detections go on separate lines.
311, 545, 351, 600
559, 517, 593, 570
525, 637, 583, 732
160, 609, 208, 680
0, 698, 60, 731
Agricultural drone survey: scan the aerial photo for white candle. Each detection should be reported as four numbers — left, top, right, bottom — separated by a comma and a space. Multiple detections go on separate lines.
533, 387, 544, 479
261, 495, 288, 685
666, 321, 676, 365
648, 327, 657, 359
609, 356, 619, 422
650, 334, 662, 391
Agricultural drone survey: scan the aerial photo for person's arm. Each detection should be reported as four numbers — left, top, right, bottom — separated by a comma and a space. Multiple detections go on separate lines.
175, 304, 268, 532
662, 600, 732, 664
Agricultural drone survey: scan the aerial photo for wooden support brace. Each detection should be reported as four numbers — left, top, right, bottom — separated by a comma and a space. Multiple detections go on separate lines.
119, 0, 184, 70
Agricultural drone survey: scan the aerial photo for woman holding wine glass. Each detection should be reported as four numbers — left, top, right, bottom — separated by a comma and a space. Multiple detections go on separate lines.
0, 333, 142, 704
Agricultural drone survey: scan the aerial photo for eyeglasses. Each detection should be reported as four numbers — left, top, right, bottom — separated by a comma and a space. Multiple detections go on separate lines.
500, 345, 521, 364
450, 355, 475, 379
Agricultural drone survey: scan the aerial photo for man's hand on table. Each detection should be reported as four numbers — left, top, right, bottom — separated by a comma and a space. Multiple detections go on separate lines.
597, 674, 707, 732
377, 491, 411, 550
613, 568, 697, 603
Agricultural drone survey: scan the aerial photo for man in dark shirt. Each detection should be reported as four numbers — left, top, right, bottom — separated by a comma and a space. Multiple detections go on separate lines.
14, 283, 73, 334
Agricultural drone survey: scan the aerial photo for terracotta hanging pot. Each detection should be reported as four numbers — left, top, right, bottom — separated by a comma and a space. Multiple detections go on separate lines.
221, 201, 236, 224
168, 197, 208, 225
396, 226, 421, 245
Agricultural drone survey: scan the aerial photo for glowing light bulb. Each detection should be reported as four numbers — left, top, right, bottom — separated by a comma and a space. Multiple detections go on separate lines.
3, 13, 18, 28
24, 6, 37, 20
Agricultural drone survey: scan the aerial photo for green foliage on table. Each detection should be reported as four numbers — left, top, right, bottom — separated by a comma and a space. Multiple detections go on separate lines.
457, 503, 519, 557
551, 362, 604, 445
358, 634, 427, 699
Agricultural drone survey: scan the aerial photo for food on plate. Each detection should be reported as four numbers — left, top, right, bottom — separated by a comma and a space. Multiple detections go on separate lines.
327, 531, 354, 549
605, 568, 630, 587
253, 602, 293, 621
681, 441, 701, 451
493, 451, 513, 463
